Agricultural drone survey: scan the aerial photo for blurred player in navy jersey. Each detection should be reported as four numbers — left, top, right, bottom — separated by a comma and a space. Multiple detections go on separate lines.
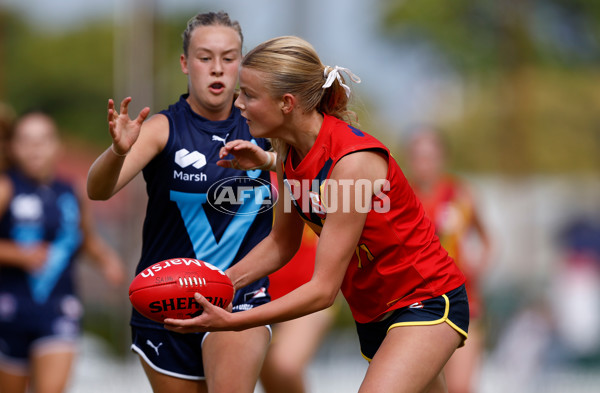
0, 111, 125, 393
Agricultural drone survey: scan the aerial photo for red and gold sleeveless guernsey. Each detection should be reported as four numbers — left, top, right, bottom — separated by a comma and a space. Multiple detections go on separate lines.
282, 114, 465, 323
413, 175, 483, 318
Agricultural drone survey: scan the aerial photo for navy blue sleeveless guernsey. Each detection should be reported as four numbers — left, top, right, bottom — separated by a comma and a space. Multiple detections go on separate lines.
0, 169, 82, 304
134, 94, 274, 328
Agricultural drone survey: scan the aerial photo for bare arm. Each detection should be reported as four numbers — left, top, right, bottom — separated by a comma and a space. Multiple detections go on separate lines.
77, 187, 126, 286
226, 161, 305, 290
460, 182, 494, 277
164, 150, 388, 332
87, 97, 166, 200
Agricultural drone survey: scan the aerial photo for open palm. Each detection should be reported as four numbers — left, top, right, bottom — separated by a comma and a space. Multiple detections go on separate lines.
107, 97, 150, 155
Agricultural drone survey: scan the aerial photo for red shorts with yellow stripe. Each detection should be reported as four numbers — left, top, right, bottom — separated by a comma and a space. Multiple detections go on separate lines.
355, 284, 469, 361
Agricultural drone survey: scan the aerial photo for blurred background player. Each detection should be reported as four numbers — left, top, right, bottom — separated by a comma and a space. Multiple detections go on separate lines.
0, 111, 125, 393
406, 126, 493, 393
87, 11, 276, 393
260, 224, 336, 393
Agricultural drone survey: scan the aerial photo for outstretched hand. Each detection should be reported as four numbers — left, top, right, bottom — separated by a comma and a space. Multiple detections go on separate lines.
163, 293, 235, 334
108, 97, 151, 156
217, 140, 274, 171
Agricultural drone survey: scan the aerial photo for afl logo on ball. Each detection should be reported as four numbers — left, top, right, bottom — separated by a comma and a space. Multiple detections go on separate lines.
207, 176, 277, 216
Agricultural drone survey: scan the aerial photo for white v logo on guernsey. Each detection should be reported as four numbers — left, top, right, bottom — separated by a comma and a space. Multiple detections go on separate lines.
175, 149, 207, 169
146, 340, 163, 356
170, 189, 267, 271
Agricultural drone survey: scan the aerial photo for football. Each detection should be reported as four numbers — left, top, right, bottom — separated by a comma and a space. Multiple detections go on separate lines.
129, 258, 234, 323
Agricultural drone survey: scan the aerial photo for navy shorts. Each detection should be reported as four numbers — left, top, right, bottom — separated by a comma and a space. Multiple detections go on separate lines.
131, 278, 271, 379
355, 284, 469, 361
0, 293, 82, 372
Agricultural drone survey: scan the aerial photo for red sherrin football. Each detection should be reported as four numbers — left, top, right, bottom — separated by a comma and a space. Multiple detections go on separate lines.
129, 258, 234, 323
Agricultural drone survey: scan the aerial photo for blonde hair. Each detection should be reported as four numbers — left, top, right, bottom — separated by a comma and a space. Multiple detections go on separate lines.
241, 36, 357, 157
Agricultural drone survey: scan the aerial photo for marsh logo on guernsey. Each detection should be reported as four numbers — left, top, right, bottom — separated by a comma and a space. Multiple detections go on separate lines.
174, 149, 208, 182
175, 149, 206, 169
11, 194, 43, 221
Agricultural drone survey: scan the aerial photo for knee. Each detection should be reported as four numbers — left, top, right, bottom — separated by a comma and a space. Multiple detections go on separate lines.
261, 362, 306, 393
268, 353, 304, 380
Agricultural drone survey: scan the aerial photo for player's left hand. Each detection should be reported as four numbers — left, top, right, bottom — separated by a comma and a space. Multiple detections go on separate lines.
217, 140, 274, 171
163, 293, 234, 333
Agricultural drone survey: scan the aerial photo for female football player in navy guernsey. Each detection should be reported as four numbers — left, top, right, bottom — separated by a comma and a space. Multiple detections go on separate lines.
0, 111, 125, 393
87, 12, 276, 393
164, 35, 470, 393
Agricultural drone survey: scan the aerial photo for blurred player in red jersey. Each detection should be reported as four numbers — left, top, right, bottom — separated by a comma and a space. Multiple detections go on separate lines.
164, 36, 470, 393
406, 127, 493, 393
260, 224, 336, 393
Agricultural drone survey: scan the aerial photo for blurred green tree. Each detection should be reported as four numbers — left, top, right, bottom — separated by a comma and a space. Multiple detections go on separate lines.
382, 0, 600, 174
0, 10, 192, 147
1, 11, 113, 144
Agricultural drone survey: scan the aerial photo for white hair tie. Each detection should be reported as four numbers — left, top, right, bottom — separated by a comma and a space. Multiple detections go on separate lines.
322, 65, 361, 98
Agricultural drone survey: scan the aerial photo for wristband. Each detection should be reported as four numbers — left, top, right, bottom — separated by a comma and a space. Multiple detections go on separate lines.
110, 144, 129, 157
259, 152, 274, 170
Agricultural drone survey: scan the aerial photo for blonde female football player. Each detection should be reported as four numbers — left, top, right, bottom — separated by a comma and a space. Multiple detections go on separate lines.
164, 36, 470, 393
